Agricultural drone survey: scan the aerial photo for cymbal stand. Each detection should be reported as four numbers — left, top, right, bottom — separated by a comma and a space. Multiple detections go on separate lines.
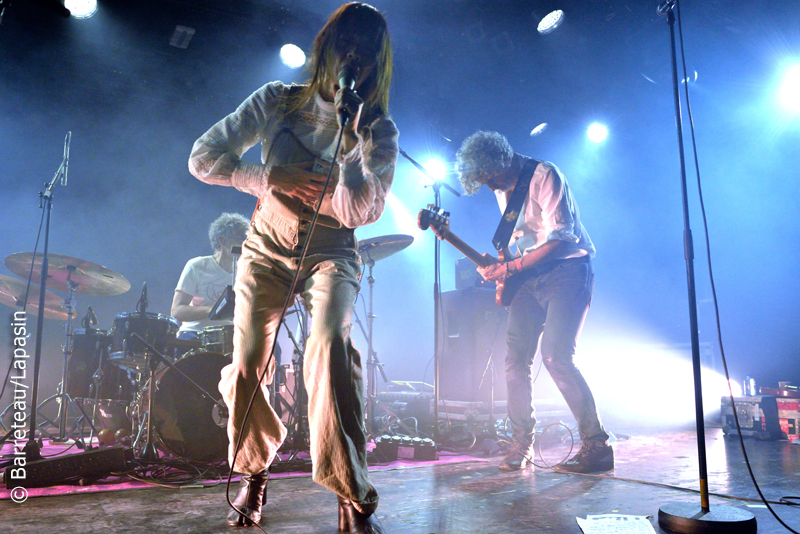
279, 301, 310, 459
51, 267, 89, 443
477, 319, 506, 438
85, 315, 107, 449
352, 259, 413, 437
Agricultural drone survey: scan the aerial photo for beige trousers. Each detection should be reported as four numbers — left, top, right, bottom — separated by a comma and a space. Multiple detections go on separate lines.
218, 210, 378, 513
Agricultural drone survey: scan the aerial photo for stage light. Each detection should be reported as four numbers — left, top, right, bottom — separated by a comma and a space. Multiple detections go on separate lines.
530, 123, 548, 136
537, 10, 564, 35
422, 159, 447, 181
575, 339, 746, 427
779, 64, 800, 112
280, 44, 306, 69
587, 123, 608, 143
65, 0, 97, 19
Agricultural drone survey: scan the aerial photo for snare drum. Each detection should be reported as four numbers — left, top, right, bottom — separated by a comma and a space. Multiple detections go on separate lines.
200, 324, 234, 355
109, 312, 179, 371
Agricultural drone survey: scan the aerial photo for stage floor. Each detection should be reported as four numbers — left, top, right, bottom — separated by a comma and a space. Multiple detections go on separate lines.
1, 427, 799, 533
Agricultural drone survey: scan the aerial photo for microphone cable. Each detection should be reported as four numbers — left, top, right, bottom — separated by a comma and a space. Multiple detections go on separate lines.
224, 108, 353, 533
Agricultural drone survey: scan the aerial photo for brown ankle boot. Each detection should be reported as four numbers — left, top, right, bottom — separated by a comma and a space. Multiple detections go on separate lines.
338, 497, 385, 534
226, 470, 269, 527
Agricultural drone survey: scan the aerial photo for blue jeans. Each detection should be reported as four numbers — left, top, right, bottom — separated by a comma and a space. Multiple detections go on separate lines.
505, 256, 608, 446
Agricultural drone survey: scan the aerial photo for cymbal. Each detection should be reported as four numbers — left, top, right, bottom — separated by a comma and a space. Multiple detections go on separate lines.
4, 252, 131, 297
358, 234, 413, 263
0, 274, 69, 320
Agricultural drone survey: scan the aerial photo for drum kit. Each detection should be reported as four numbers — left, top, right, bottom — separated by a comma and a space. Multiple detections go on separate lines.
0, 234, 413, 464
1, 252, 230, 463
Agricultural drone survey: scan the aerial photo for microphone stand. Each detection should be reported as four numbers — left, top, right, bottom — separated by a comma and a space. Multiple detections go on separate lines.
399, 148, 460, 438
23, 133, 71, 462
655, 2, 755, 532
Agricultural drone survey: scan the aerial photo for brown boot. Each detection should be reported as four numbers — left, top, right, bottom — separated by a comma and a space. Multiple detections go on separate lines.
337, 496, 385, 534
337, 495, 349, 532
226, 470, 269, 527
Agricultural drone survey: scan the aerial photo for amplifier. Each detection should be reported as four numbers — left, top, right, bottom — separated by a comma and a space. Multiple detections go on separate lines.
375, 392, 435, 428
3, 446, 133, 488
777, 398, 800, 438
720, 396, 782, 440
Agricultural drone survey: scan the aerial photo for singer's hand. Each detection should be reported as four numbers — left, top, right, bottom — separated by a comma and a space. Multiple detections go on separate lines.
335, 87, 363, 152
269, 162, 328, 205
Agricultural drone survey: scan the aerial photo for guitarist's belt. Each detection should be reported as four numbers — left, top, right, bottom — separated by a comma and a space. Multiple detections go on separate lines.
520, 254, 591, 278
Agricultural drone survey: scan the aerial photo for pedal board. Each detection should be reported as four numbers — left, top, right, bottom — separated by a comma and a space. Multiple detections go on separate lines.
373, 435, 437, 462
3, 446, 133, 488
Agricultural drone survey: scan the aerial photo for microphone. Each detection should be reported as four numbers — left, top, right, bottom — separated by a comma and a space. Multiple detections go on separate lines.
137, 282, 148, 314
62, 131, 71, 186
337, 66, 359, 124
87, 306, 98, 326
657, 0, 676, 15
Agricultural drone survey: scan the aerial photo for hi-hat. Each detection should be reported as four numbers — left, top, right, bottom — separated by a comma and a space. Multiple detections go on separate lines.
4, 252, 131, 296
0, 274, 69, 320
357, 234, 413, 263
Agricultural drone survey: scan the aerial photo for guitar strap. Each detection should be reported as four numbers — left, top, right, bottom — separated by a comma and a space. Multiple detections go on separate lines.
491, 157, 541, 252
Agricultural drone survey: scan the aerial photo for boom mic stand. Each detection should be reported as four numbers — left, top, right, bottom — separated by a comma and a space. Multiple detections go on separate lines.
23, 132, 71, 462
398, 148, 460, 437
655, 2, 755, 532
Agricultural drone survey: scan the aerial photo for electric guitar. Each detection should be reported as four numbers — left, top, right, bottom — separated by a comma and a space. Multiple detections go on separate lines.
417, 206, 523, 307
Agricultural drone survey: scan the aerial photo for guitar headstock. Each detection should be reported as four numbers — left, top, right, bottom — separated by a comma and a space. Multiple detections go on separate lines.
417, 205, 451, 236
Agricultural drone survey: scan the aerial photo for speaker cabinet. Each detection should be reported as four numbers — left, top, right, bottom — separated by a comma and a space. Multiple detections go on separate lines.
439, 288, 508, 402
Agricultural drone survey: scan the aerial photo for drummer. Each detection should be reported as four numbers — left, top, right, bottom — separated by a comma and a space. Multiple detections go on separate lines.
171, 212, 249, 345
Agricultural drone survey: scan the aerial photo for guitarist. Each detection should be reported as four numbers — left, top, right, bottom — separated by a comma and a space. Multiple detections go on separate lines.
454, 131, 612, 474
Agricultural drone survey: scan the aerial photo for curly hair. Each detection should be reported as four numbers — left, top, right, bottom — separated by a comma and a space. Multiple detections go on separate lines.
208, 213, 249, 251
455, 131, 515, 195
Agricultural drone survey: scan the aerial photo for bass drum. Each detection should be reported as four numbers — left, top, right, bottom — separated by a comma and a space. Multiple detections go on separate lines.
137, 350, 229, 462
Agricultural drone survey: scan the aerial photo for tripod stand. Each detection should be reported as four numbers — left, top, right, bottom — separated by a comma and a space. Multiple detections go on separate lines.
354, 234, 414, 436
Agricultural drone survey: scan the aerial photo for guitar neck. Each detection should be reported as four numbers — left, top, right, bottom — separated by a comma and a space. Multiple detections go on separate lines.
442, 231, 496, 268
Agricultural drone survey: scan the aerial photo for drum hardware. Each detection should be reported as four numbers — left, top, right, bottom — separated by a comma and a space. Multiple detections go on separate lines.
2, 247, 131, 456
75, 315, 135, 448
108, 311, 179, 372
356, 234, 414, 435
199, 324, 234, 355
275, 299, 309, 460
36, 265, 105, 445
129, 332, 229, 462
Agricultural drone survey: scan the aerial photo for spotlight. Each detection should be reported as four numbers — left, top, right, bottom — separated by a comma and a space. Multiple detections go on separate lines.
280, 44, 306, 69
587, 123, 608, 143
780, 64, 800, 113
422, 159, 447, 181
65, 0, 97, 19
530, 123, 548, 136
537, 10, 564, 35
